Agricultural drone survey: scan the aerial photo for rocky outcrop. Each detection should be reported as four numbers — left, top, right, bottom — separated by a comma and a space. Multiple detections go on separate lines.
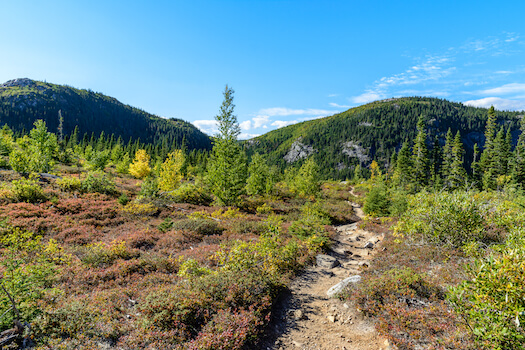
341, 141, 370, 164
0, 78, 36, 88
284, 138, 316, 163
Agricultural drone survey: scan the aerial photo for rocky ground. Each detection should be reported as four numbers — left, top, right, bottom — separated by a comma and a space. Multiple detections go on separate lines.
259, 202, 393, 350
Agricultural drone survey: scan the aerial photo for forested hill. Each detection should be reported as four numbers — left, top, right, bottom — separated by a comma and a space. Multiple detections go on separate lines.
246, 97, 524, 179
0, 78, 212, 150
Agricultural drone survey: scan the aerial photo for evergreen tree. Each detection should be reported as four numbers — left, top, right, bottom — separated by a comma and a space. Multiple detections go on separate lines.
446, 131, 467, 190
394, 140, 412, 189
294, 157, 321, 197
480, 106, 498, 190
471, 143, 480, 183
10, 120, 59, 173
441, 128, 454, 182
246, 153, 272, 196
207, 86, 247, 206
430, 135, 442, 186
512, 117, 525, 186
411, 116, 429, 190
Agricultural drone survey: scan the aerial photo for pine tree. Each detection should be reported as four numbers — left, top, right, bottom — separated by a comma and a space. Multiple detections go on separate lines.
246, 153, 272, 196
471, 143, 480, 182
411, 116, 429, 190
441, 128, 454, 182
446, 131, 467, 190
207, 86, 247, 206
294, 157, 321, 197
480, 106, 498, 190
394, 140, 412, 190
430, 135, 442, 186
512, 117, 525, 186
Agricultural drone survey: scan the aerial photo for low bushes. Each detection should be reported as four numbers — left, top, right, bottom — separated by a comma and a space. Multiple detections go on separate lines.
57, 171, 117, 195
449, 228, 525, 350
394, 191, 521, 248
11, 175, 47, 203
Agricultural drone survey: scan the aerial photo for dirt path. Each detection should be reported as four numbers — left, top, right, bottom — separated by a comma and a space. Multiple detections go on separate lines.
259, 199, 391, 350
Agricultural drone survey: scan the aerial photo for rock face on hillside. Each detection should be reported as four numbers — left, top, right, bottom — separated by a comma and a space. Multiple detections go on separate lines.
284, 138, 317, 163
1, 78, 36, 88
341, 141, 370, 164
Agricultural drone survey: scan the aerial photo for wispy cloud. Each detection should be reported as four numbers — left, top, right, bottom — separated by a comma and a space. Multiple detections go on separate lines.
349, 54, 456, 104
349, 32, 525, 106
480, 83, 525, 96
328, 102, 351, 108
461, 32, 521, 56
258, 107, 336, 117
464, 97, 525, 111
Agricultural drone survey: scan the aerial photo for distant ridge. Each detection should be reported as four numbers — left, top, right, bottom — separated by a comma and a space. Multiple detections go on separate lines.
0, 78, 212, 150
246, 97, 524, 179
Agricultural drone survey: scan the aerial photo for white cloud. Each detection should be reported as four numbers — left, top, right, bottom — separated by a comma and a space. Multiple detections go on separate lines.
239, 132, 261, 140
329, 102, 351, 108
259, 107, 336, 117
192, 119, 218, 135
350, 91, 385, 104
271, 120, 299, 128
252, 115, 270, 128
480, 83, 525, 96
239, 120, 252, 130
464, 97, 525, 111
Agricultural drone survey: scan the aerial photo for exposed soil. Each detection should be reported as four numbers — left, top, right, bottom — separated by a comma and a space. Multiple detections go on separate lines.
258, 201, 392, 350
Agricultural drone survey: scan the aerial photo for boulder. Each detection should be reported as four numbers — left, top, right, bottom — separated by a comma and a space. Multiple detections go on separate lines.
316, 254, 340, 268
326, 275, 362, 297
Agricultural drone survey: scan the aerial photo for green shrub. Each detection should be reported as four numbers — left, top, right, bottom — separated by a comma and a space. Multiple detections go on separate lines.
121, 202, 159, 216
177, 257, 211, 278
81, 171, 117, 195
118, 192, 130, 205
139, 177, 159, 198
350, 267, 443, 317
215, 231, 300, 280
0, 226, 59, 329
86, 149, 110, 171
56, 175, 82, 192
158, 218, 174, 233
449, 229, 525, 349
169, 182, 212, 205
394, 191, 503, 247
78, 240, 134, 268
388, 190, 408, 217
288, 202, 330, 238
363, 182, 390, 216
11, 174, 47, 203
171, 218, 224, 236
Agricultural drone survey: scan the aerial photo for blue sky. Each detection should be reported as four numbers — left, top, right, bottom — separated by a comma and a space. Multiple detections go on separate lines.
1, 1, 525, 139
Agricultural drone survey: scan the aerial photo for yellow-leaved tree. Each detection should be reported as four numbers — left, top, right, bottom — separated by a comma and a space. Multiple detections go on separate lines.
129, 149, 151, 179
159, 150, 185, 191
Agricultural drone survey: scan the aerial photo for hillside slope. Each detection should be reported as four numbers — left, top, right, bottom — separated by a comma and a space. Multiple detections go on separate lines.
0, 78, 211, 150
246, 97, 523, 179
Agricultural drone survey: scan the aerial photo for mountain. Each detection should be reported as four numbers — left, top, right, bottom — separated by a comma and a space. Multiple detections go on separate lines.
0, 78, 211, 150
246, 97, 524, 179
